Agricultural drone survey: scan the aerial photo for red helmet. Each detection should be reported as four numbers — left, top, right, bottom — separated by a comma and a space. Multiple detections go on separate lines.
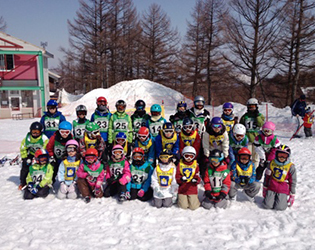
34, 149, 49, 164
138, 127, 149, 139
238, 147, 251, 156
86, 148, 99, 157
97, 96, 107, 105
133, 147, 145, 155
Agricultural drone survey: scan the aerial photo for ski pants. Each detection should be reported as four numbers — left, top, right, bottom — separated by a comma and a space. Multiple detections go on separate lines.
103, 181, 126, 198
20, 158, 32, 186
24, 186, 50, 200
153, 197, 173, 208
229, 181, 260, 199
178, 194, 200, 210
202, 197, 228, 209
130, 187, 153, 201
57, 184, 79, 200
263, 190, 288, 211
77, 178, 103, 198
304, 127, 312, 137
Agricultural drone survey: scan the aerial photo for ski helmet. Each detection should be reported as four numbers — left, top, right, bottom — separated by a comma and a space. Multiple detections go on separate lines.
233, 123, 246, 137
162, 122, 174, 138
182, 146, 196, 161
194, 96, 205, 109
97, 97, 107, 105
85, 122, 100, 138
76, 105, 87, 115
34, 149, 49, 165
158, 149, 173, 163
237, 147, 251, 163
59, 121, 72, 131
305, 107, 311, 113
275, 144, 291, 157
86, 148, 98, 157
262, 121, 276, 136
135, 100, 146, 111
65, 139, 79, 149
151, 104, 162, 113
115, 132, 127, 144
116, 100, 126, 112
132, 147, 145, 166
47, 99, 58, 107
300, 94, 306, 101
138, 126, 150, 140
211, 117, 224, 129
177, 101, 187, 111
112, 144, 125, 160
30, 122, 43, 133
223, 102, 233, 110
182, 117, 194, 134
209, 149, 224, 165
247, 98, 258, 106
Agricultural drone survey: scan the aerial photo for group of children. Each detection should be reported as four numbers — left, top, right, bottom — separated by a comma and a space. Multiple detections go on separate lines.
18, 95, 300, 211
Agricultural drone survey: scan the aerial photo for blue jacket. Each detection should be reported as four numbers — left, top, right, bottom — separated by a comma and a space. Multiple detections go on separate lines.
90, 109, 112, 142
57, 156, 80, 186
230, 160, 256, 185
291, 99, 306, 117
40, 111, 66, 138
155, 132, 180, 159
228, 133, 249, 166
134, 136, 155, 164
126, 161, 153, 192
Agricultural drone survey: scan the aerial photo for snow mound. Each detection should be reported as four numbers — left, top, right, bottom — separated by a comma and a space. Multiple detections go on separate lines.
59, 79, 193, 116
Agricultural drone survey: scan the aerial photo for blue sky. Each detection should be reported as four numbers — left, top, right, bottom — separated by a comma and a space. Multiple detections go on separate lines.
1, 0, 195, 69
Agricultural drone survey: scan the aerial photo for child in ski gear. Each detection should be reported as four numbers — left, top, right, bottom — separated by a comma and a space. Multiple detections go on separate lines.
126, 147, 154, 201
78, 122, 106, 161
46, 121, 73, 183
19, 122, 49, 190
303, 107, 314, 137
113, 132, 132, 161
104, 145, 131, 202
134, 126, 156, 165
170, 101, 189, 133
176, 146, 201, 210
179, 117, 201, 159
146, 104, 167, 138
202, 149, 231, 210
76, 148, 105, 203
228, 123, 249, 168
73, 105, 89, 141
262, 144, 297, 211
229, 147, 260, 202
240, 98, 265, 168
90, 96, 112, 143
187, 95, 211, 136
131, 99, 150, 138
221, 102, 237, 133
40, 99, 66, 139
254, 121, 281, 181
57, 140, 81, 200
108, 100, 133, 148
24, 149, 54, 200
291, 94, 307, 117
151, 149, 178, 208
155, 122, 180, 163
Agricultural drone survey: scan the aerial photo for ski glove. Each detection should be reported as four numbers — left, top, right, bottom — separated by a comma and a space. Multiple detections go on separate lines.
28, 182, 39, 195
106, 176, 115, 185
49, 156, 56, 164
137, 189, 145, 197
204, 190, 213, 199
181, 176, 188, 182
216, 192, 227, 201
68, 182, 76, 193
86, 175, 95, 183
93, 187, 102, 196
59, 182, 68, 194
288, 194, 295, 207
191, 178, 198, 183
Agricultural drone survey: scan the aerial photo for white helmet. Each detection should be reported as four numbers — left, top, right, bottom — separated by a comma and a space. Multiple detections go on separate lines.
182, 146, 196, 156
233, 123, 246, 136
247, 98, 258, 105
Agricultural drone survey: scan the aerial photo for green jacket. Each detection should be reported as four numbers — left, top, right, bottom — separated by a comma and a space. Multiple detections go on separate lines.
108, 111, 133, 143
20, 133, 49, 159
26, 163, 54, 187
240, 112, 265, 143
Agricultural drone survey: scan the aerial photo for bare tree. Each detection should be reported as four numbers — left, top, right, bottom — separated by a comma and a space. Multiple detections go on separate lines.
140, 3, 180, 83
223, 0, 286, 98
0, 16, 6, 31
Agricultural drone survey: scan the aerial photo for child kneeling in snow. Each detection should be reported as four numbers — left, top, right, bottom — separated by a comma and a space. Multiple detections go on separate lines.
229, 147, 260, 202
104, 145, 131, 202
202, 149, 230, 209
24, 149, 53, 200
262, 144, 297, 211
57, 140, 81, 200
151, 149, 178, 208
76, 148, 105, 203
126, 147, 154, 201
176, 146, 201, 210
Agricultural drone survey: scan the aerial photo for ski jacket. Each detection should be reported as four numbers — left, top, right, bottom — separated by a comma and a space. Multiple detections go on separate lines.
170, 111, 189, 133
228, 133, 249, 165
151, 162, 178, 199
240, 111, 265, 143
263, 160, 297, 195
72, 118, 89, 140
146, 116, 167, 138
40, 111, 66, 139
58, 156, 81, 186
26, 163, 54, 188
253, 132, 281, 161
20, 133, 49, 159
175, 159, 200, 195
126, 161, 154, 192
78, 133, 106, 159
46, 131, 73, 160
131, 111, 151, 133
303, 113, 314, 128
77, 160, 105, 189
179, 129, 201, 158
105, 157, 131, 185
203, 162, 231, 197
90, 109, 112, 142
187, 107, 211, 136
291, 99, 306, 117
202, 125, 229, 158
230, 160, 256, 186
134, 136, 156, 164
155, 131, 180, 159
221, 113, 236, 134
108, 111, 133, 144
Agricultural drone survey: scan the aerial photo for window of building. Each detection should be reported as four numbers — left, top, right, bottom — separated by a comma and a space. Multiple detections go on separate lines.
0, 91, 9, 108
0, 54, 14, 71
21, 90, 33, 107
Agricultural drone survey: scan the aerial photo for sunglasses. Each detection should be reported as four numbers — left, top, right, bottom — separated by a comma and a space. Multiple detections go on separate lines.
212, 124, 222, 129
66, 147, 77, 152
183, 125, 193, 130
164, 130, 174, 134
86, 155, 97, 162
97, 101, 107, 105
60, 130, 70, 136
183, 154, 195, 161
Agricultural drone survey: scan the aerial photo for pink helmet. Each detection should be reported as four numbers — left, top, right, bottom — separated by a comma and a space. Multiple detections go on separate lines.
262, 121, 276, 132
112, 144, 125, 160
65, 139, 79, 148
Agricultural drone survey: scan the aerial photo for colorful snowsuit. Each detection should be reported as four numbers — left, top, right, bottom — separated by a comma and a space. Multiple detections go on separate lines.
90, 108, 112, 142
108, 111, 133, 144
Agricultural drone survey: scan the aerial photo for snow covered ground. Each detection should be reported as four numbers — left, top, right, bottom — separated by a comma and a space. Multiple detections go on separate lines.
0, 80, 315, 249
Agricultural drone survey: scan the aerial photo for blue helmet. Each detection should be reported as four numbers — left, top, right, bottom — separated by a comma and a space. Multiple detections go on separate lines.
223, 102, 233, 110
163, 122, 174, 131
47, 99, 58, 107
177, 101, 187, 109
183, 117, 194, 126
59, 121, 72, 131
209, 149, 224, 165
151, 104, 162, 113
211, 117, 223, 129
116, 132, 127, 140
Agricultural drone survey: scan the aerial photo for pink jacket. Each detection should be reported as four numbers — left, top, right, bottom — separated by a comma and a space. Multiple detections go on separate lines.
254, 133, 280, 161
77, 160, 105, 189
105, 157, 131, 185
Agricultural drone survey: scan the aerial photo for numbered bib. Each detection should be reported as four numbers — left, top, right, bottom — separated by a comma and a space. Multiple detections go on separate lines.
114, 118, 128, 132
149, 123, 162, 137
44, 117, 60, 131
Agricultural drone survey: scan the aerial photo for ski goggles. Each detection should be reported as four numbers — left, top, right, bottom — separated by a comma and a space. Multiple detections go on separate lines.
195, 101, 204, 106
31, 130, 41, 137
239, 155, 250, 161
212, 124, 222, 129
183, 153, 195, 161
47, 106, 57, 110
164, 129, 174, 134
77, 111, 86, 116
136, 106, 144, 111
116, 104, 126, 110
112, 149, 124, 157
97, 100, 107, 105
223, 108, 232, 112
116, 138, 126, 144
209, 157, 222, 164
66, 147, 77, 153
133, 153, 143, 161
183, 125, 193, 130
60, 130, 70, 136
138, 134, 148, 140
88, 130, 100, 137
235, 134, 245, 140
263, 128, 273, 136
151, 111, 160, 116
85, 155, 97, 162
276, 152, 289, 159
159, 154, 172, 160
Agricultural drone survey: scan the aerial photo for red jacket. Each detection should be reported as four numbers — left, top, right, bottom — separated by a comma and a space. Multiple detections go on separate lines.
303, 113, 314, 128
203, 162, 231, 197
46, 131, 73, 159
179, 130, 201, 158
176, 159, 201, 195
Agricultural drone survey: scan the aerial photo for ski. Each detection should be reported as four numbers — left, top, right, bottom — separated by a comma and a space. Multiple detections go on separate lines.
0, 156, 8, 167
9, 155, 20, 166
